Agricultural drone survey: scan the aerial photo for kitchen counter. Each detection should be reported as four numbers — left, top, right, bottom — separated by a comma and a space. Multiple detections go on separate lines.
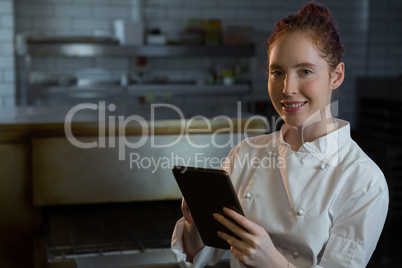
1, 104, 261, 267
0, 104, 268, 205
0, 104, 267, 142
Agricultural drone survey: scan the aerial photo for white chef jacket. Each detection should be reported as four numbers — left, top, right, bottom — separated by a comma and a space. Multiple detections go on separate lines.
171, 119, 389, 268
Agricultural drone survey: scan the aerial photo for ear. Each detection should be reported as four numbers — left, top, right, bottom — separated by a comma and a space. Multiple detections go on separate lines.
331, 62, 345, 90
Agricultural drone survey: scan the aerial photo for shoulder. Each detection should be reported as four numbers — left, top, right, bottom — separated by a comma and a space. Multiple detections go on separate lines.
336, 138, 388, 198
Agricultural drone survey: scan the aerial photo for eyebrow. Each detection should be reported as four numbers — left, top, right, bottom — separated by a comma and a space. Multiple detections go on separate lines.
294, 62, 317, 68
269, 62, 317, 70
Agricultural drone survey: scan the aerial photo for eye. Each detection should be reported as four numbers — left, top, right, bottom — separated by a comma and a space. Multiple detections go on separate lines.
300, 69, 313, 76
270, 70, 283, 77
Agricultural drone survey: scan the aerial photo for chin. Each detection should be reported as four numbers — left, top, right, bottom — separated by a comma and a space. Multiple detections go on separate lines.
281, 115, 307, 128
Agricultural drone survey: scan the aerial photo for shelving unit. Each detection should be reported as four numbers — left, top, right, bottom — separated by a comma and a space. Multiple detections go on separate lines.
17, 43, 256, 106
26, 43, 255, 57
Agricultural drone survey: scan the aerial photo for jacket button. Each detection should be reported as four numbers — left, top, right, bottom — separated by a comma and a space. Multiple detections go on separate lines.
320, 163, 326, 170
293, 251, 299, 258
297, 209, 304, 216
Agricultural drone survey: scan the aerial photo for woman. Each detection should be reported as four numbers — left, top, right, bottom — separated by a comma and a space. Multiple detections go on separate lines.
171, 2, 388, 267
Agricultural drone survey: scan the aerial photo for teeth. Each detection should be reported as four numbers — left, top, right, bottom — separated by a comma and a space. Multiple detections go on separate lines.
284, 102, 305, 108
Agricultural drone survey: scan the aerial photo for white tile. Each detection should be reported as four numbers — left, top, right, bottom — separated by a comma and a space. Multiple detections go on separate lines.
93, 6, 131, 18
183, 0, 219, 7
0, 83, 15, 94
167, 7, 202, 19
1, 14, 13, 27
34, 0, 70, 3
71, 0, 109, 4
221, 0, 252, 7
0, 2, 12, 13
16, 3, 53, 16
147, 0, 182, 6
201, 8, 235, 20
15, 16, 33, 32
54, 4, 92, 17
0, 56, 13, 69
33, 17, 71, 31
3, 70, 15, 83
143, 7, 166, 19
0, 29, 13, 40
72, 18, 110, 30
2, 95, 16, 107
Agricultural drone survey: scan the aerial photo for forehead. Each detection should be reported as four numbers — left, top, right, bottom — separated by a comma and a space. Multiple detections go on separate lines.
269, 31, 325, 67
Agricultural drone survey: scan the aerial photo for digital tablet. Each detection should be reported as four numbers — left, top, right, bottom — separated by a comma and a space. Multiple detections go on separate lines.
172, 165, 245, 249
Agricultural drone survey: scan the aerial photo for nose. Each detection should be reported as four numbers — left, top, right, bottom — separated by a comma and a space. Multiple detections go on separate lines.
283, 75, 298, 96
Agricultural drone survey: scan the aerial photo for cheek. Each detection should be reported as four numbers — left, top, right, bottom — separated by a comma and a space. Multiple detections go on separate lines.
267, 80, 280, 98
301, 79, 328, 98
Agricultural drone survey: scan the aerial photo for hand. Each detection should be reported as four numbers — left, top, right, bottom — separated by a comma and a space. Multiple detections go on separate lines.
213, 207, 288, 268
181, 198, 193, 224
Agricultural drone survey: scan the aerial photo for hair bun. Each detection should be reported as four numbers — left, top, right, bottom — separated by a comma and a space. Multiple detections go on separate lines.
298, 2, 334, 22
266, 1, 343, 71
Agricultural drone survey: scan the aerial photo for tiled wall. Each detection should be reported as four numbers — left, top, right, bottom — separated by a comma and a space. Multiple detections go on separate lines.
367, 0, 402, 76
0, 0, 15, 107
12, 0, 402, 125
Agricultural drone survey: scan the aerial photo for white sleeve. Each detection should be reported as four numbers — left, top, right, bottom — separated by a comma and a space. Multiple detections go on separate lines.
171, 217, 227, 268
317, 186, 389, 268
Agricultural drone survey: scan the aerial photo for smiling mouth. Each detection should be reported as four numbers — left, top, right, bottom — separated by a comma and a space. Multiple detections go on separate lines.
281, 101, 307, 112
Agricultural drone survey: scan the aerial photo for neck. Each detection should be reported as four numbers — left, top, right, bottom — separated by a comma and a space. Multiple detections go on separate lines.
284, 112, 337, 151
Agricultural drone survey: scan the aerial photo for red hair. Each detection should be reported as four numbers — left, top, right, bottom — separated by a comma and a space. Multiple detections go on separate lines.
266, 2, 344, 71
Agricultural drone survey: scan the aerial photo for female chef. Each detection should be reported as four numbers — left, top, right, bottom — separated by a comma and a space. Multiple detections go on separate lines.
171, 2, 388, 267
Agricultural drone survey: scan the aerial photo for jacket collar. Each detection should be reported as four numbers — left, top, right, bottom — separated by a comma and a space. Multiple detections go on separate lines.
277, 119, 350, 167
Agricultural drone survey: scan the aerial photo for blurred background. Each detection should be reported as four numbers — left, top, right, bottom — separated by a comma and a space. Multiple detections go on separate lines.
0, 0, 401, 267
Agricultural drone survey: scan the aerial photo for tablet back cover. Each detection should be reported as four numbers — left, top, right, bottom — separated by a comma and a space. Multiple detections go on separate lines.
172, 166, 244, 249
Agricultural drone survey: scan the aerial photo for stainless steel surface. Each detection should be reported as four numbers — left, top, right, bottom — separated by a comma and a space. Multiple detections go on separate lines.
19, 42, 255, 106
45, 201, 181, 258
30, 84, 250, 101
29, 104, 267, 205
43, 199, 231, 268
126, 84, 250, 97
33, 85, 125, 100
23, 105, 264, 267
26, 43, 255, 58
32, 132, 253, 205
74, 250, 230, 268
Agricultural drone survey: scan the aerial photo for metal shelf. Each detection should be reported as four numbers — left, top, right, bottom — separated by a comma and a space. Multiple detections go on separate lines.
127, 83, 250, 96
18, 42, 256, 106
31, 83, 250, 98
26, 43, 255, 58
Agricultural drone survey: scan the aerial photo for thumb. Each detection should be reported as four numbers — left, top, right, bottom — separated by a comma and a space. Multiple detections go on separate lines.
182, 198, 193, 224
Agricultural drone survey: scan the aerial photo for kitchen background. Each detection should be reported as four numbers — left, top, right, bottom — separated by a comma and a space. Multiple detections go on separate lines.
0, 0, 400, 124
0, 0, 401, 268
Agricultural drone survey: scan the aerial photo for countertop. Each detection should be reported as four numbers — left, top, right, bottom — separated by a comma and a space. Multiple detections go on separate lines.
0, 105, 267, 142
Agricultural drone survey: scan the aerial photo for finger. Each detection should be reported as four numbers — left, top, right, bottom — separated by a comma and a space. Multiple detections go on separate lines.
222, 207, 260, 235
230, 244, 252, 266
181, 198, 192, 223
213, 213, 252, 242
217, 231, 256, 263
